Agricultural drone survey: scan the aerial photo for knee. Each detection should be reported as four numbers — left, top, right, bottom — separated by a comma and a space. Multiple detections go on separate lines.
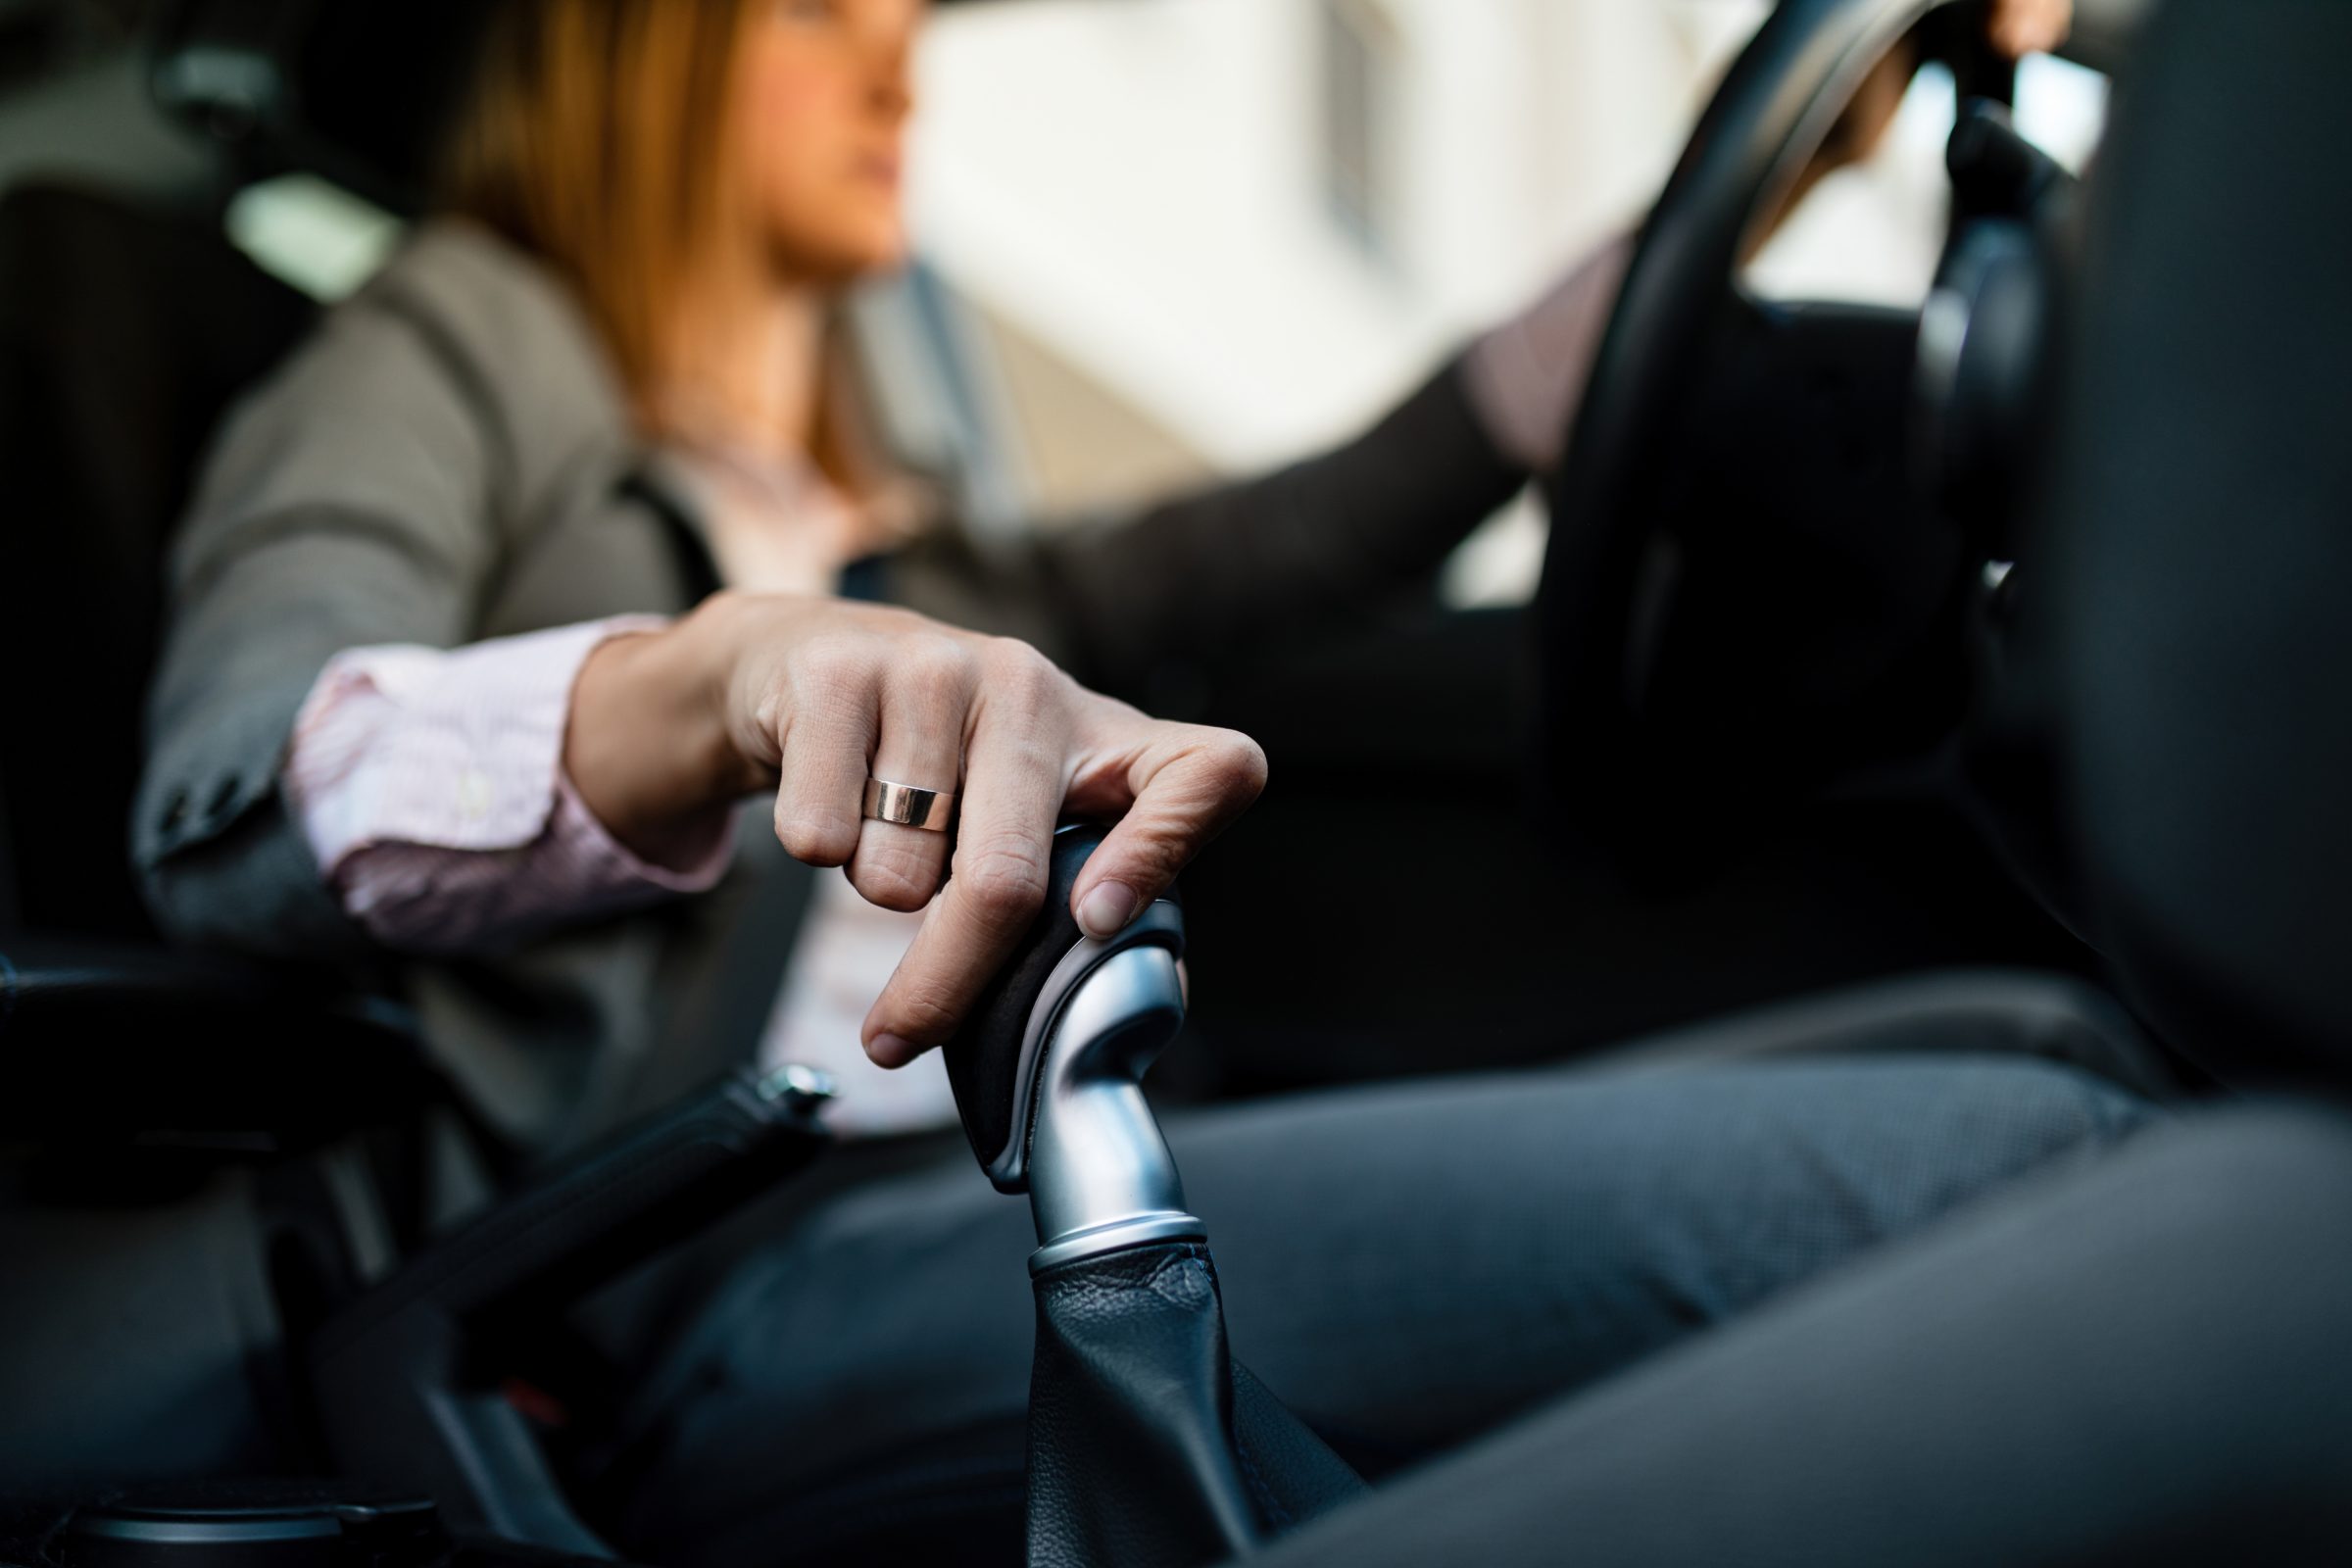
2017, 1054, 2163, 1140
2019, 1102, 2352, 1385
1881, 1054, 2163, 1181
2112, 1101, 2352, 1247
2018, 1103, 2352, 1500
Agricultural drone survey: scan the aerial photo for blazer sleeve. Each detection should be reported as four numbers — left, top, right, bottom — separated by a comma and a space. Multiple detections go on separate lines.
1028, 354, 1529, 696
133, 295, 508, 961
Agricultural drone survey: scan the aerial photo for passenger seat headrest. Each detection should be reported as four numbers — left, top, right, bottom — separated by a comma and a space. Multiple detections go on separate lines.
149, 0, 496, 214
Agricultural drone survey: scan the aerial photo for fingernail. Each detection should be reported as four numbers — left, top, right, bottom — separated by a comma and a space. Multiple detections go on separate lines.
867, 1032, 916, 1069
1077, 880, 1139, 940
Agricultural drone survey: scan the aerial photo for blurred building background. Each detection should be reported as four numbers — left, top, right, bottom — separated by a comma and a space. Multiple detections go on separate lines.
899, 0, 2108, 603
0, 0, 2112, 605
914, 0, 1765, 509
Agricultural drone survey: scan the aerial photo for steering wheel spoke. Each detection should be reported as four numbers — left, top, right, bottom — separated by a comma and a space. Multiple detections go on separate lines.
1537, 0, 2011, 856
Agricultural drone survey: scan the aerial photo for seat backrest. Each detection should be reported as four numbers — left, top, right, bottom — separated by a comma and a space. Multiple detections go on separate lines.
0, 182, 312, 935
2018, 0, 2352, 1087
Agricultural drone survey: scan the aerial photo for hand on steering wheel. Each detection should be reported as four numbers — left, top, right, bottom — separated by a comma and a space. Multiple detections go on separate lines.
1477, 0, 2069, 479
1529, 0, 2065, 841
565, 591, 1267, 1067
1987, 0, 2070, 60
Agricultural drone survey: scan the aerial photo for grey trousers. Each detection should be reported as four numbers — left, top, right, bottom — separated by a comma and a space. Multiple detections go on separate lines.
611, 1054, 2160, 1561
1254, 1099, 2352, 1567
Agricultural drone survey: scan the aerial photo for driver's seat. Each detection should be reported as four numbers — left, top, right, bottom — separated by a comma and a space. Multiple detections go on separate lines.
0, 179, 313, 939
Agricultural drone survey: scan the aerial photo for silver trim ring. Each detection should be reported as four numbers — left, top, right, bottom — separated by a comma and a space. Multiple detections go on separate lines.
1029, 1211, 1206, 1275
861, 777, 955, 832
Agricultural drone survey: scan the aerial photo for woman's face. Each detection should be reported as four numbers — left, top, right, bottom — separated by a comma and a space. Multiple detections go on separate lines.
732, 0, 924, 285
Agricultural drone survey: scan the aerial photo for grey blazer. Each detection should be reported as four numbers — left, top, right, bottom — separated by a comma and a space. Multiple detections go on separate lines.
136, 220, 1523, 1153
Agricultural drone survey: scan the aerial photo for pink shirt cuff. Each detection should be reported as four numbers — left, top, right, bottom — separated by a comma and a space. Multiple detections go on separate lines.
282, 616, 735, 954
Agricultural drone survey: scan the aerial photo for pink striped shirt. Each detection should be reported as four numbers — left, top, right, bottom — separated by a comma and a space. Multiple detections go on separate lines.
283, 614, 953, 1137
282, 616, 734, 954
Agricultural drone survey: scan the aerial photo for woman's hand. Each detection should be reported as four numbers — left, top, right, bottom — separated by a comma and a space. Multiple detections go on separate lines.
1988, 0, 2071, 61
1475, 0, 2074, 474
1817, 0, 2076, 176
566, 592, 1267, 1065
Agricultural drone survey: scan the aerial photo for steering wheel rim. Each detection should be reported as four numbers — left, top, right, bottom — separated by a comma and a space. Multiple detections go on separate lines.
1535, 0, 1957, 819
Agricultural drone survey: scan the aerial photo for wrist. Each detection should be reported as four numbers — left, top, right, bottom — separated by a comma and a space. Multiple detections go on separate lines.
667, 591, 776, 801
566, 602, 763, 862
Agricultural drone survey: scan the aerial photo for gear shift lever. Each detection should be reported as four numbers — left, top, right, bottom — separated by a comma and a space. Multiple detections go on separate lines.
945, 826, 1364, 1568
944, 823, 1200, 1269
1021, 940, 1200, 1269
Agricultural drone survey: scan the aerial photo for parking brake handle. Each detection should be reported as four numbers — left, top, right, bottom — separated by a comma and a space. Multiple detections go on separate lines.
943, 826, 1365, 1568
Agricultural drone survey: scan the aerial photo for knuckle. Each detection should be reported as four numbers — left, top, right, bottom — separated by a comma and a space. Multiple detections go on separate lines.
888, 986, 961, 1043
957, 841, 1051, 930
850, 844, 940, 913
983, 637, 1061, 701
902, 633, 979, 694
999, 734, 1062, 782
856, 872, 931, 914
1205, 727, 1271, 795
1133, 820, 1196, 877
795, 634, 874, 698
774, 808, 857, 865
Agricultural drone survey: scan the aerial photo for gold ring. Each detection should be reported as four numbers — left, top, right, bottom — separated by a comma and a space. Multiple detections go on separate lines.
861, 777, 955, 832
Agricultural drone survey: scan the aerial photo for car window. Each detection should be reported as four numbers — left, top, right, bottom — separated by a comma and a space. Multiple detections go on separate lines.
1745, 55, 2111, 308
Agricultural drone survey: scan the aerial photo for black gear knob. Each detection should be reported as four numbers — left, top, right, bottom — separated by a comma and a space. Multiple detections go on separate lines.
941, 823, 1200, 1268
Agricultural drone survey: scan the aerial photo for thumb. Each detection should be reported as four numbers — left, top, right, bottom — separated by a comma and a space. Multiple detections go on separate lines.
1067, 718, 1268, 940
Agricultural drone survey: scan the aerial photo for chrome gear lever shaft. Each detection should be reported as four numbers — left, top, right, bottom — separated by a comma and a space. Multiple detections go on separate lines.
940, 823, 1202, 1271
1022, 942, 1201, 1271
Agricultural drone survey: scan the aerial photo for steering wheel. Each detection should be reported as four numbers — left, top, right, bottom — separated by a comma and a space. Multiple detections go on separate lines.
1536, 0, 1991, 854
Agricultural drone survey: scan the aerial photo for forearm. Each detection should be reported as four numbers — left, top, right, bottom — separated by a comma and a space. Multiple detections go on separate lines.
1041, 357, 1526, 694
564, 594, 772, 866
238, 582, 1262, 1057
